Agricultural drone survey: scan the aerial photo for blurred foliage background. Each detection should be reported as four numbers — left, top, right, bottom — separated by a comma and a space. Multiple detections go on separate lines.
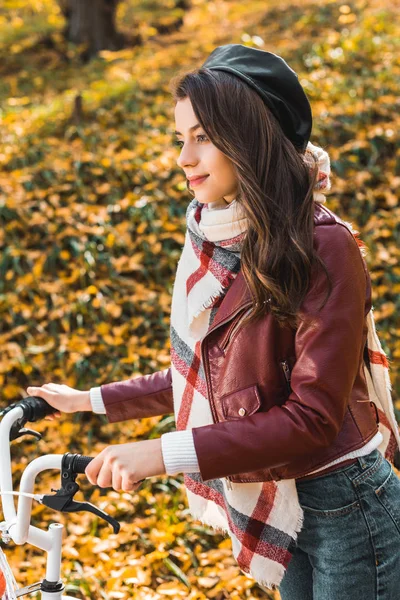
1, 0, 400, 598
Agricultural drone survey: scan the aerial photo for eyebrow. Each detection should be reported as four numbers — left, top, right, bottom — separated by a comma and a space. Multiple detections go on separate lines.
174, 123, 202, 135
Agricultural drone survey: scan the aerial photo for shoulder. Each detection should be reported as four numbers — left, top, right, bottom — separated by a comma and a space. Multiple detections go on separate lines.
313, 201, 354, 233
312, 202, 363, 257
311, 203, 370, 298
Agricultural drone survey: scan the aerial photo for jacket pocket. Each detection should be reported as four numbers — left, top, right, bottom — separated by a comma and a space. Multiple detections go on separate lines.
220, 384, 261, 420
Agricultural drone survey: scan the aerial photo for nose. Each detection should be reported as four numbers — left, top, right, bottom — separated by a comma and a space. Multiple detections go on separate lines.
176, 143, 199, 170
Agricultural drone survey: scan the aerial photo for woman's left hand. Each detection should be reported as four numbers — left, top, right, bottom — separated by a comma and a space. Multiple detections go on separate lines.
85, 438, 166, 492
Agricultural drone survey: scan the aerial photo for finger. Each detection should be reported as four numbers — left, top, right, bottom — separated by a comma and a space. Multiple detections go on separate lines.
26, 386, 55, 398
124, 482, 142, 493
26, 386, 43, 396
85, 456, 103, 486
112, 471, 123, 492
121, 475, 133, 492
44, 412, 62, 421
96, 463, 113, 488
132, 479, 145, 492
121, 474, 142, 492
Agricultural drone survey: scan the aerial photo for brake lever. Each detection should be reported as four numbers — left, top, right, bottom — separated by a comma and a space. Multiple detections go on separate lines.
39, 453, 121, 534
11, 425, 42, 442
7, 414, 43, 442
1, 397, 56, 441
43, 495, 121, 534
1, 402, 122, 533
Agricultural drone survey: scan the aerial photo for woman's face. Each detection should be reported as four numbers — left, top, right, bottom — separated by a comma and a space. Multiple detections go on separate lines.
174, 97, 238, 205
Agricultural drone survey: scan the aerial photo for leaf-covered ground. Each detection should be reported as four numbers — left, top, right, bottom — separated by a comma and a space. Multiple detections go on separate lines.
1, 1, 400, 598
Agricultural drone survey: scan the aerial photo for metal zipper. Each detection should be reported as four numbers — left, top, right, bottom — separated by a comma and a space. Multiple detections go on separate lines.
280, 360, 292, 394
201, 338, 218, 424
200, 301, 254, 425
200, 302, 254, 488
226, 360, 291, 489
200, 346, 233, 488
220, 306, 253, 352
207, 300, 253, 340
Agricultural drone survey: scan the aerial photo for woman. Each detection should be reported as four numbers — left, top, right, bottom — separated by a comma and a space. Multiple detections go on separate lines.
26, 44, 400, 598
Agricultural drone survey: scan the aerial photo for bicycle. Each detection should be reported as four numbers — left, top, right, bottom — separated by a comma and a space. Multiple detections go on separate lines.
0, 397, 121, 600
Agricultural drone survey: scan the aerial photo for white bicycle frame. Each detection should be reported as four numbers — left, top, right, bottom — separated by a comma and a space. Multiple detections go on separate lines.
0, 406, 76, 600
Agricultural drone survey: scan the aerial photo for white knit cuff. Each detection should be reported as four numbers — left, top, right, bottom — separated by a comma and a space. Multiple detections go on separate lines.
161, 430, 200, 475
90, 387, 107, 414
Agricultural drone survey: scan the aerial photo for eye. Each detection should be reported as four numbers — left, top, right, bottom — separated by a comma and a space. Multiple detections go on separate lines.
173, 134, 209, 148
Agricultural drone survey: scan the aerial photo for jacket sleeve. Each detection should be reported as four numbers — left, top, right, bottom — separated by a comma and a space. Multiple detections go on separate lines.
192, 222, 370, 482
99, 367, 174, 423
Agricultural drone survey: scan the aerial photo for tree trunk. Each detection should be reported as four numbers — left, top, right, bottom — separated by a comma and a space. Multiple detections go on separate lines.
59, 0, 124, 59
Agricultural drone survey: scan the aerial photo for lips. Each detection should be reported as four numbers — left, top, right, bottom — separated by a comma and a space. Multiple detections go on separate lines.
188, 175, 209, 187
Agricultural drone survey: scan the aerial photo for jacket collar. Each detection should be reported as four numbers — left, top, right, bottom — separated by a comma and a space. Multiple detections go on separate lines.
207, 203, 335, 333
207, 270, 253, 333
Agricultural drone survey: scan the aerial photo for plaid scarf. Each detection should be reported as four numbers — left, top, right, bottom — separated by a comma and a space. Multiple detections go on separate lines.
169, 142, 400, 589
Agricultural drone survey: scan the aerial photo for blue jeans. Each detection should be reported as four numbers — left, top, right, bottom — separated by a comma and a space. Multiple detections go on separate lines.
279, 449, 400, 600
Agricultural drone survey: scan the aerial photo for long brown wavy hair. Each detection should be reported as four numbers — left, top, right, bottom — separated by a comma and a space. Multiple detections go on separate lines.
169, 67, 332, 329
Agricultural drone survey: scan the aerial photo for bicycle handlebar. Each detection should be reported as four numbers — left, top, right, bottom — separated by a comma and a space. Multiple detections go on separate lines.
0, 397, 58, 442
69, 454, 94, 474
0, 396, 56, 421
0, 398, 95, 475
18, 397, 57, 421
0, 400, 121, 539
0, 399, 122, 586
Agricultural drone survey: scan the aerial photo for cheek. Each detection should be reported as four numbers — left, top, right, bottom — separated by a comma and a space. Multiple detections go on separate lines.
208, 150, 236, 182
218, 158, 237, 188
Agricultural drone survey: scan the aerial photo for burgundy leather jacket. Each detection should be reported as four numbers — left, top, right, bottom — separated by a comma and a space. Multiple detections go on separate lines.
99, 203, 379, 484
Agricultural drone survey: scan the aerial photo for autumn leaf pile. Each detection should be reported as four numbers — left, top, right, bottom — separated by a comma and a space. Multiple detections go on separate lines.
1, 1, 399, 599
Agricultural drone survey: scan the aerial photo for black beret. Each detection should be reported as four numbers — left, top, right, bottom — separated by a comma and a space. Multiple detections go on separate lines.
201, 44, 312, 151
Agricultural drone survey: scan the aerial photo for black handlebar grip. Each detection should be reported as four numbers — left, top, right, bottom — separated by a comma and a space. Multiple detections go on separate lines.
71, 455, 94, 474
31, 397, 58, 420
7, 396, 58, 422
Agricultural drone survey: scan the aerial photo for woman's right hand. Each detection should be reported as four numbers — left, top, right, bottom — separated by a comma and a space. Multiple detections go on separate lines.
25, 384, 92, 421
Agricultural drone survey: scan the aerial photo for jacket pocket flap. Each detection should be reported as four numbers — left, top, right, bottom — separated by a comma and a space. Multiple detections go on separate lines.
221, 384, 261, 420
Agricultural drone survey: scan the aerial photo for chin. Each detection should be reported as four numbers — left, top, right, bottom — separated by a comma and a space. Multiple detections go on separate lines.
196, 192, 223, 203
193, 194, 212, 204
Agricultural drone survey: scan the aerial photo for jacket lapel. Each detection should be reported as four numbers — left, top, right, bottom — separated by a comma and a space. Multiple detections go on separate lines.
206, 270, 253, 333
